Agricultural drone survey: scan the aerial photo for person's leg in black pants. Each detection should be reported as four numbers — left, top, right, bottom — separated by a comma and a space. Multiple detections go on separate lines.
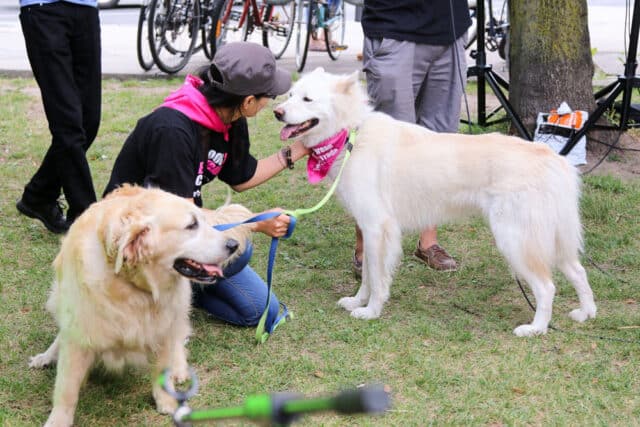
18, 2, 100, 228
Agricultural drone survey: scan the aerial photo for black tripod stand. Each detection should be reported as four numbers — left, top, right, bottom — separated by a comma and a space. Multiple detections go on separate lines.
560, 0, 640, 155
465, 0, 532, 140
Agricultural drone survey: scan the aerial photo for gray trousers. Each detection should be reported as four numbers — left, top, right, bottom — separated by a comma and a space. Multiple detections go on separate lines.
362, 36, 467, 133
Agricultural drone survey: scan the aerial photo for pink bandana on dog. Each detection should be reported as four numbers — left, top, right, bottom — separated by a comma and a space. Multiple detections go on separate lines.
307, 128, 349, 184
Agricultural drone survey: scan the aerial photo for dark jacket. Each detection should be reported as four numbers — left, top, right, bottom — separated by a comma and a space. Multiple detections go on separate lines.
362, 0, 471, 45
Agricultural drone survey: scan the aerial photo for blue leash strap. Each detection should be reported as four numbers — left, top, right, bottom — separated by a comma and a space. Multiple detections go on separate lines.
213, 212, 297, 344
212, 211, 281, 232
212, 130, 357, 343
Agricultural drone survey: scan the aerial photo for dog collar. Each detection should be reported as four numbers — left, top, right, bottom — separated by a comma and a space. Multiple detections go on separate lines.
307, 128, 349, 184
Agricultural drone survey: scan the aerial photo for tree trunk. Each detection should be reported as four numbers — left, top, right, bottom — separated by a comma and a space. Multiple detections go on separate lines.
509, 0, 595, 135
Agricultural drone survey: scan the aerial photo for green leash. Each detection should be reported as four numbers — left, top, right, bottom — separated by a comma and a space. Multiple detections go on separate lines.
284, 129, 356, 218
254, 129, 357, 344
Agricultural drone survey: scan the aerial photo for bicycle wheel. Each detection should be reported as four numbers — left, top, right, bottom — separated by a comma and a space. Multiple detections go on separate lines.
148, 0, 201, 74
200, 0, 215, 59
136, 3, 155, 70
262, 0, 295, 59
294, 0, 312, 72
213, 0, 249, 50
324, 0, 344, 60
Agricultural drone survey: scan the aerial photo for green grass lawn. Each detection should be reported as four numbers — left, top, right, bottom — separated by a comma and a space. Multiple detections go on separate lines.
0, 77, 639, 426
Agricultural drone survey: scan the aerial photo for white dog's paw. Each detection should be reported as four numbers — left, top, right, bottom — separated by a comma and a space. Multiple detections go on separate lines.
337, 297, 365, 312
44, 417, 72, 427
569, 306, 597, 323
43, 408, 73, 427
29, 353, 54, 369
350, 307, 381, 320
513, 324, 548, 337
154, 389, 178, 414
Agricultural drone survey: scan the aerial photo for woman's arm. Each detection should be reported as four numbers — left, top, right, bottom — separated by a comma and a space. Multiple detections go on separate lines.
197, 202, 293, 239
231, 139, 309, 192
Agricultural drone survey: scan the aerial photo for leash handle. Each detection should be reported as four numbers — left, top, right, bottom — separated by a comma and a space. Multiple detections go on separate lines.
158, 368, 199, 406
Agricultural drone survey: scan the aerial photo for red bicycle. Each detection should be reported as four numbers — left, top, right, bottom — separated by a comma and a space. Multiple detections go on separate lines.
212, 0, 297, 59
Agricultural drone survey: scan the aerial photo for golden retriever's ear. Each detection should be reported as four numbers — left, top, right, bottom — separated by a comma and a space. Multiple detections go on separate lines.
110, 218, 153, 274
336, 71, 360, 95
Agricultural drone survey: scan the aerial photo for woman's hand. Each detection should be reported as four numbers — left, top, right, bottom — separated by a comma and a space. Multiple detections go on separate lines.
290, 139, 312, 160
252, 208, 291, 238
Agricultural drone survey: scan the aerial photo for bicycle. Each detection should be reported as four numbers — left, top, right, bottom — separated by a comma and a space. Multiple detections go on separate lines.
144, 0, 219, 74
211, 0, 297, 60
465, 0, 509, 61
294, 0, 346, 72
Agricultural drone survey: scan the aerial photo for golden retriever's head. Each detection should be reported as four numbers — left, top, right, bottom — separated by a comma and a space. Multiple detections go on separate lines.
101, 186, 238, 287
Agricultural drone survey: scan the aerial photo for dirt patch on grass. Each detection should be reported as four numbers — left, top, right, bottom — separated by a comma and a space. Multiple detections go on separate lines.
581, 130, 640, 180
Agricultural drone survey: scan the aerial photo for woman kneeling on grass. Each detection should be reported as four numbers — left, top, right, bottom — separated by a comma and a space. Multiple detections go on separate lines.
103, 42, 309, 332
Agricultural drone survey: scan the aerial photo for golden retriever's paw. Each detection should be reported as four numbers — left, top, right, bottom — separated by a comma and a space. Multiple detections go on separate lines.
513, 324, 547, 337
568, 306, 596, 323
337, 296, 365, 312
29, 352, 55, 369
153, 388, 178, 414
171, 365, 190, 384
350, 306, 381, 320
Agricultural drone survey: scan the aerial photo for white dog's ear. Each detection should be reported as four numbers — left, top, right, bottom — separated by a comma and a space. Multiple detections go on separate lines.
310, 66, 325, 74
336, 70, 360, 94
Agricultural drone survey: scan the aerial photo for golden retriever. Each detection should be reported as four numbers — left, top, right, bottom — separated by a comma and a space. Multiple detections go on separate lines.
29, 185, 252, 427
274, 68, 597, 337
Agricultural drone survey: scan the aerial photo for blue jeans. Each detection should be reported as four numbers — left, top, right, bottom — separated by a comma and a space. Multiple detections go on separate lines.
191, 243, 281, 327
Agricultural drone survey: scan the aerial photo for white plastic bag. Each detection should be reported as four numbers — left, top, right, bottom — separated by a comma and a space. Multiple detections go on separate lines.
533, 102, 587, 166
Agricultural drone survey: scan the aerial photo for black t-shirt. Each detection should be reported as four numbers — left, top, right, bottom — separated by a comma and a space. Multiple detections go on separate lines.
103, 107, 258, 207
362, 0, 471, 45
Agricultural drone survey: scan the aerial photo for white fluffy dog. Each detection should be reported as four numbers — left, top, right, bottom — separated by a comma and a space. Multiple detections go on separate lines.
29, 185, 251, 427
274, 68, 596, 337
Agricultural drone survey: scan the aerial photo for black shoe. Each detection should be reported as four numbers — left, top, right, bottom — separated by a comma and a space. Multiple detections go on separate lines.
16, 198, 69, 234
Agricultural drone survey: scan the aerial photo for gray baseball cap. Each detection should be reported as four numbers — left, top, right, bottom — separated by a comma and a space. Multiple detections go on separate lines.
208, 42, 291, 98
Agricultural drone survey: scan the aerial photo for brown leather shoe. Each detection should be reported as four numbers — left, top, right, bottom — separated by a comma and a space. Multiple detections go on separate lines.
352, 252, 363, 279
414, 242, 457, 271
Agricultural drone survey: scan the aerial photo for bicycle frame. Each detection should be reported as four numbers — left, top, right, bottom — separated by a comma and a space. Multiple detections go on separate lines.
315, 0, 339, 29
220, 0, 266, 31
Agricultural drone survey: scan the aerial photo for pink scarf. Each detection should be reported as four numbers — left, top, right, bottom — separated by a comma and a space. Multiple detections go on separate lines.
307, 128, 349, 184
160, 75, 231, 141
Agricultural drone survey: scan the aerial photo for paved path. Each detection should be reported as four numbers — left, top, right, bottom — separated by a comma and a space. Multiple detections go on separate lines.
0, 1, 632, 82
